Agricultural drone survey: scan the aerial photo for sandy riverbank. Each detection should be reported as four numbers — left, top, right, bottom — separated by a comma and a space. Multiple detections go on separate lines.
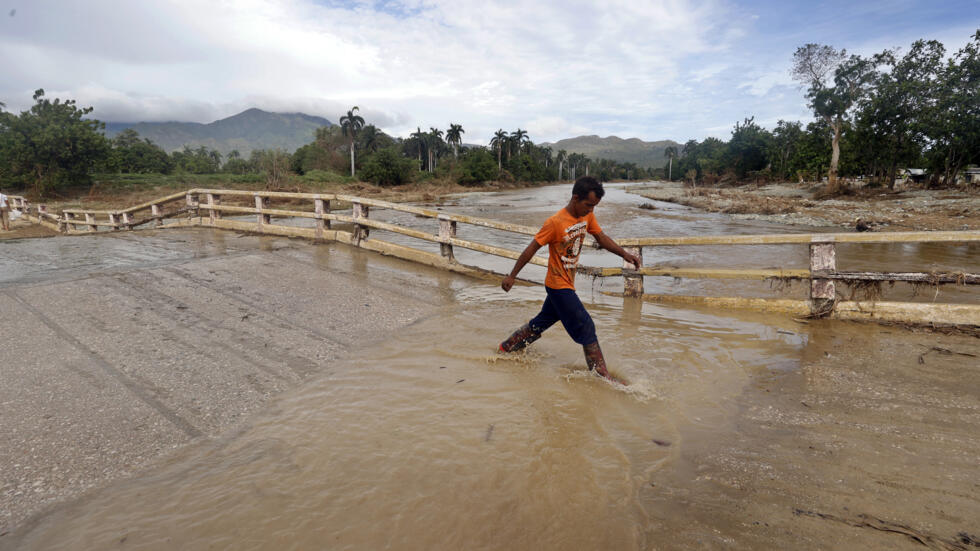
629, 181, 980, 232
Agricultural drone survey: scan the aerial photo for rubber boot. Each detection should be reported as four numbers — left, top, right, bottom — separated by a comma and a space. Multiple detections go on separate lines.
499, 324, 542, 353
583, 341, 610, 378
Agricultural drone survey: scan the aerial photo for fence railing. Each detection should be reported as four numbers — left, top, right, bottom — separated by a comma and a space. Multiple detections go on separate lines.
9, 189, 980, 327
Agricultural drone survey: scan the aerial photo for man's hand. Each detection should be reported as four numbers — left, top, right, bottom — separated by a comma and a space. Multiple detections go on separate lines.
501, 275, 516, 292
622, 252, 641, 270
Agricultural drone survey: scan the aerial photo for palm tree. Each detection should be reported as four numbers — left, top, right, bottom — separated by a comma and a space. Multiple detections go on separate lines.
556, 149, 567, 180
490, 129, 508, 170
446, 123, 464, 160
427, 127, 444, 172
511, 128, 528, 159
663, 145, 678, 181
339, 106, 365, 177
410, 126, 426, 171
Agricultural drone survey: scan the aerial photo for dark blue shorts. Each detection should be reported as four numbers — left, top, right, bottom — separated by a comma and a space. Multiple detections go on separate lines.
528, 287, 597, 346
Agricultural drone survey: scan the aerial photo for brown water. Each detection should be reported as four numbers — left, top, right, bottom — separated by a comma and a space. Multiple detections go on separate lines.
5, 183, 979, 549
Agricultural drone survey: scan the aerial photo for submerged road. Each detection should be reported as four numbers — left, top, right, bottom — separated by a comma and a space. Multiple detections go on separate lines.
2, 185, 978, 550
0, 228, 469, 534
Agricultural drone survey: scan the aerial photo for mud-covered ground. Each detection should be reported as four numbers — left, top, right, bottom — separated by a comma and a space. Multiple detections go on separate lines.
629, 181, 980, 232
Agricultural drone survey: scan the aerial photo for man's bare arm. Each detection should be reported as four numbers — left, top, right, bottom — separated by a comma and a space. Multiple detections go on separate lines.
501, 239, 543, 292
594, 232, 641, 269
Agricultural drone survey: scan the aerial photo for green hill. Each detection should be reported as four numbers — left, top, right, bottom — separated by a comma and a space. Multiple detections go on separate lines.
104, 108, 333, 156
540, 135, 680, 169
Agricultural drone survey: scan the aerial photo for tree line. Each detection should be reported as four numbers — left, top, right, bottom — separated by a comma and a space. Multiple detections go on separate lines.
0, 91, 656, 197
670, 30, 979, 190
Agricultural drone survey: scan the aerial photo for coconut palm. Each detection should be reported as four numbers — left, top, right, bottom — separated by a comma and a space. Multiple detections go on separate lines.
490, 129, 508, 170
446, 123, 464, 160
339, 106, 365, 177
663, 145, 678, 181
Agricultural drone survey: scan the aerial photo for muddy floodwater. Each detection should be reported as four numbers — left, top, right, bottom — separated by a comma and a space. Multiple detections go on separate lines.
2, 184, 978, 550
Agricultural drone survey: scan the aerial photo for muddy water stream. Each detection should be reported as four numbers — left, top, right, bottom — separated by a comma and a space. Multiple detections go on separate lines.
7, 183, 979, 549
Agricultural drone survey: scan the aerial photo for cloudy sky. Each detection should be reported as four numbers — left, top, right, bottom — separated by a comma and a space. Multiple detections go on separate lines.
1, 0, 976, 144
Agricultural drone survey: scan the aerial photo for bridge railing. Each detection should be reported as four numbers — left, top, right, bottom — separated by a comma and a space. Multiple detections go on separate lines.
12, 188, 980, 327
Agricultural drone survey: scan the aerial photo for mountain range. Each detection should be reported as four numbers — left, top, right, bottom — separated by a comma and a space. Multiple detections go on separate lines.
105, 109, 678, 168
540, 135, 680, 169
104, 108, 333, 156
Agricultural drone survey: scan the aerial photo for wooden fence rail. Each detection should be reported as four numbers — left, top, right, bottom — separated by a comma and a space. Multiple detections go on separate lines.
9, 189, 980, 327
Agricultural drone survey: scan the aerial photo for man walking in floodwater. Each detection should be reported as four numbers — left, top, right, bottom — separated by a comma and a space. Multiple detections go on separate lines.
499, 176, 640, 383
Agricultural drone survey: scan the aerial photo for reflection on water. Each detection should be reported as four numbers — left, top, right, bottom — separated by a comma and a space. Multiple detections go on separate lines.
6, 182, 979, 549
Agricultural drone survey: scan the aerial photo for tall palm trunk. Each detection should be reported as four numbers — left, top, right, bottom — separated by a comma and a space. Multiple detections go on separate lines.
349, 138, 356, 177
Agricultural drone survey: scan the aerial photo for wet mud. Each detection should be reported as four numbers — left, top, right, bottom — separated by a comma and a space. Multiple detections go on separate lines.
2, 184, 978, 550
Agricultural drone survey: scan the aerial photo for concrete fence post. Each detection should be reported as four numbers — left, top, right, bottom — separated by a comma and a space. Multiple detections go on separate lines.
207, 193, 221, 224
84, 212, 96, 231
255, 195, 270, 227
352, 201, 369, 245
623, 246, 644, 297
438, 215, 457, 261
38, 204, 46, 224
314, 196, 331, 239
810, 240, 837, 313
121, 212, 133, 230
151, 204, 162, 227
109, 213, 118, 231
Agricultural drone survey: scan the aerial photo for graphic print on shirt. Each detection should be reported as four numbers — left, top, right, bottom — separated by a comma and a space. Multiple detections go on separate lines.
560, 220, 588, 269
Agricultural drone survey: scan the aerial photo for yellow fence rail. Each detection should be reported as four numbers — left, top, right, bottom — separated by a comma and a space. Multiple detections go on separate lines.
10, 189, 980, 327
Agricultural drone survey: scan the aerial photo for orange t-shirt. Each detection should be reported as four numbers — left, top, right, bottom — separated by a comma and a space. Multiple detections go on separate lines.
534, 208, 602, 290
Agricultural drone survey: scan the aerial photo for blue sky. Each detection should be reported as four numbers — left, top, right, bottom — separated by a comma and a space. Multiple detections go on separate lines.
0, 0, 976, 144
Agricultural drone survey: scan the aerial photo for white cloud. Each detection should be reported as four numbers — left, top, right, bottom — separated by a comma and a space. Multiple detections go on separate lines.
0, 0, 970, 143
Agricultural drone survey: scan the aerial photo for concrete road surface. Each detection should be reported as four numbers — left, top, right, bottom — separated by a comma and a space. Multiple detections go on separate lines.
0, 227, 470, 535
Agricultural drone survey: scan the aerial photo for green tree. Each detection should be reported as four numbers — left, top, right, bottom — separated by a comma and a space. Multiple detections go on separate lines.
446, 123, 464, 160
768, 120, 804, 180
925, 30, 979, 186
511, 128, 528, 158
0, 89, 109, 197
427, 127, 444, 172
490, 129, 508, 170
360, 147, 416, 186
727, 117, 772, 179
339, 106, 365, 177
110, 129, 172, 174
458, 148, 498, 185
792, 44, 875, 190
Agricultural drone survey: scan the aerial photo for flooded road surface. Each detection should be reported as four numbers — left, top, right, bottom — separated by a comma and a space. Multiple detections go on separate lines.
3, 183, 978, 550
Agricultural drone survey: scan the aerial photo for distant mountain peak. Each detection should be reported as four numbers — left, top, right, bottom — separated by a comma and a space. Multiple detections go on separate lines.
540, 135, 680, 169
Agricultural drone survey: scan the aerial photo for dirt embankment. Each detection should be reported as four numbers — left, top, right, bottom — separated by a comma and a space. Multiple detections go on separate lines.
629, 181, 980, 232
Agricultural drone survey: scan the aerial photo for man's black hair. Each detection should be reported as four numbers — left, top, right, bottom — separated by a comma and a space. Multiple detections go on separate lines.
572, 176, 604, 200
